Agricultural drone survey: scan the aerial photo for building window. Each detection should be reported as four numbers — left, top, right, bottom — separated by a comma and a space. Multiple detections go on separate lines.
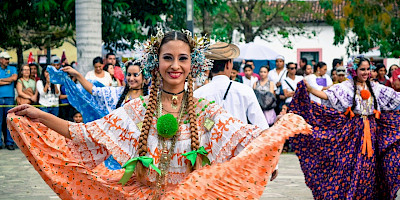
297, 48, 322, 65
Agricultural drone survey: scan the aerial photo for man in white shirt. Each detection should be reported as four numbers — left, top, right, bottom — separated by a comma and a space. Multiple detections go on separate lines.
282, 62, 303, 105
194, 42, 269, 130
268, 55, 287, 112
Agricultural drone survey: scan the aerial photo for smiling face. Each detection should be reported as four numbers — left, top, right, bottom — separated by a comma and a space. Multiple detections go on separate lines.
126, 65, 143, 89
158, 40, 191, 90
21, 65, 30, 78
356, 60, 371, 82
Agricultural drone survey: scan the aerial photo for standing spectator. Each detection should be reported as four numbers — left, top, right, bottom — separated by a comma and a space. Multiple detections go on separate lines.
29, 63, 40, 81
311, 60, 316, 67
304, 64, 313, 76
282, 62, 303, 105
0, 52, 17, 150
16, 64, 38, 105
388, 64, 399, 78
370, 65, 378, 83
296, 57, 307, 76
85, 57, 113, 86
332, 58, 343, 70
253, 66, 277, 126
304, 61, 333, 104
376, 63, 389, 85
105, 53, 124, 84
244, 60, 260, 80
268, 55, 287, 113
242, 64, 257, 87
103, 63, 122, 87
334, 66, 348, 84
37, 66, 60, 116
230, 62, 243, 83
331, 68, 338, 83
51, 56, 62, 70
72, 110, 83, 123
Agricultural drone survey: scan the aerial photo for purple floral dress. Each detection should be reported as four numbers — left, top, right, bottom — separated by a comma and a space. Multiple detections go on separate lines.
289, 80, 400, 199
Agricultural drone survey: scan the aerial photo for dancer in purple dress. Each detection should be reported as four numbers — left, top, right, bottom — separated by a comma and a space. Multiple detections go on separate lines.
290, 56, 400, 199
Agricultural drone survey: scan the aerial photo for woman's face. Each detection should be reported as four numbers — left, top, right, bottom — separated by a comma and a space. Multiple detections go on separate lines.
22, 65, 30, 77
44, 70, 49, 80
94, 62, 103, 74
371, 70, 378, 79
378, 67, 386, 77
356, 61, 371, 82
318, 65, 327, 76
126, 65, 143, 89
73, 113, 83, 123
107, 65, 115, 76
158, 40, 191, 89
331, 70, 337, 82
259, 67, 268, 79
30, 65, 37, 77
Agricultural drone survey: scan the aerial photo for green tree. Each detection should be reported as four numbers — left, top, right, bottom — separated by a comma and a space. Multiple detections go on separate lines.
322, 0, 400, 57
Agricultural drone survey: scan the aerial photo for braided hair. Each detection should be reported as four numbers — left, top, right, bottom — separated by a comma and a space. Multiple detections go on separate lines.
350, 58, 378, 113
115, 61, 147, 109
135, 31, 203, 179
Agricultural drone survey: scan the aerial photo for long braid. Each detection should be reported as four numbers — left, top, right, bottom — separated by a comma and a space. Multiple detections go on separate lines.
115, 85, 129, 109
351, 77, 357, 112
135, 70, 160, 180
186, 73, 202, 170
366, 79, 378, 111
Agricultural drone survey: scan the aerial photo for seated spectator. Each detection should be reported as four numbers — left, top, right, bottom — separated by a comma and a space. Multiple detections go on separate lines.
304, 61, 333, 104
85, 57, 113, 86
282, 62, 303, 105
334, 66, 348, 84
104, 63, 122, 87
230, 62, 243, 83
376, 63, 389, 85
29, 63, 40, 81
253, 65, 277, 126
105, 52, 124, 84
242, 64, 257, 88
16, 64, 38, 105
37, 66, 60, 116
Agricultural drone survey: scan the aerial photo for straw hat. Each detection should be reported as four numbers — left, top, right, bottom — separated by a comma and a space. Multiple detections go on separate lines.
205, 42, 240, 60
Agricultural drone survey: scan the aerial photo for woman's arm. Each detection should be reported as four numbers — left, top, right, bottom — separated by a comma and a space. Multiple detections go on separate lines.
16, 80, 32, 99
253, 82, 257, 89
62, 67, 94, 94
36, 81, 46, 96
8, 105, 70, 138
305, 80, 328, 100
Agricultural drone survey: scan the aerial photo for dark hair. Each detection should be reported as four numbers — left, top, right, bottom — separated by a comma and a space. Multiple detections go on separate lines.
40, 66, 56, 94
260, 65, 270, 72
92, 56, 103, 66
243, 64, 253, 71
332, 58, 343, 69
287, 62, 296, 68
232, 62, 240, 72
245, 60, 254, 64
375, 63, 386, 77
103, 63, 116, 80
300, 58, 307, 64
158, 31, 192, 54
388, 64, 398, 78
115, 61, 148, 109
211, 59, 230, 74
315, 62, 327, 73
106, 52, 116, 59
18, 64, 30, 79
331, 69, 337, 76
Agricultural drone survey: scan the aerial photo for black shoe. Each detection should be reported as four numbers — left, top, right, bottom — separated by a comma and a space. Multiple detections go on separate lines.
5, 145, 15, 150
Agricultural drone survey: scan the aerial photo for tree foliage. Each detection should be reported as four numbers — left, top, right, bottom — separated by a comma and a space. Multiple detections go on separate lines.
322, 0, 400, 57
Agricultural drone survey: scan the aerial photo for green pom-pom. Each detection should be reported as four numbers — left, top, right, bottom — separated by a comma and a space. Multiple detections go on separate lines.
156, 114, 178, 138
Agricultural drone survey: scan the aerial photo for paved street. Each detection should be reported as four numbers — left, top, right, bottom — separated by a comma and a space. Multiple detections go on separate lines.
0, 149, 398, 199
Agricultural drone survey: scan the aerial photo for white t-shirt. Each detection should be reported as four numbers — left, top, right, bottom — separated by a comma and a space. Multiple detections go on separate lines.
281, 75, 303, 104
242, 75, 258, 88
36, 80, 60, 107
268, 68, 287, 95
304, 74, 333, 104
85, 70, 113, 87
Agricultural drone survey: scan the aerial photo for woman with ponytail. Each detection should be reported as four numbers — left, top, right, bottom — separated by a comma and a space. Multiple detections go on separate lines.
7, 30, 310, 199
290, 56, 400, 199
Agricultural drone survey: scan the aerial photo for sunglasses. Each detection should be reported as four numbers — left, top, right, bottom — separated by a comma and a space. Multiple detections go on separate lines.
287, 67, 296, 70
337, 69, 346, 73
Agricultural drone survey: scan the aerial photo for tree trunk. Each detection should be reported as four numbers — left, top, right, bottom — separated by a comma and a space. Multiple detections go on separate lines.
16, 46, 23, 69
75, 0, 102, 76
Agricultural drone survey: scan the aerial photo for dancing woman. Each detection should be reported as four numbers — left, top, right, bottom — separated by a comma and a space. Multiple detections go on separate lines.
290, 57, 400, 199
7, 30, 310, 199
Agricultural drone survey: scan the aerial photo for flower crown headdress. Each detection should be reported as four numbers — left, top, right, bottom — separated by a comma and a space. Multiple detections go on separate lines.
135, 28, 213, 82
346, 55, 371, 77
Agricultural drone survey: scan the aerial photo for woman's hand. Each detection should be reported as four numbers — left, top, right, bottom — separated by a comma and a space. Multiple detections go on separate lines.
8, 104, 43, 122
62, 66, 81, 77
304, 80, 312, 92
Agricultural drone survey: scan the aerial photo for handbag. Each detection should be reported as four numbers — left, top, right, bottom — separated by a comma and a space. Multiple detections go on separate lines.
254, 89, 277, 111
16, 80, 34, 105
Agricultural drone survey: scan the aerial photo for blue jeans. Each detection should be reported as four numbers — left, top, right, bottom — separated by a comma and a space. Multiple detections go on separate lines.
40, 107, 59, 116
0, 97, 15, 146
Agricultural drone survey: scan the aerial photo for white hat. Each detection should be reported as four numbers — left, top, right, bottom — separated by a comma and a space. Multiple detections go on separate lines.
275, 55, 285, 61
0, 52, 12, 59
